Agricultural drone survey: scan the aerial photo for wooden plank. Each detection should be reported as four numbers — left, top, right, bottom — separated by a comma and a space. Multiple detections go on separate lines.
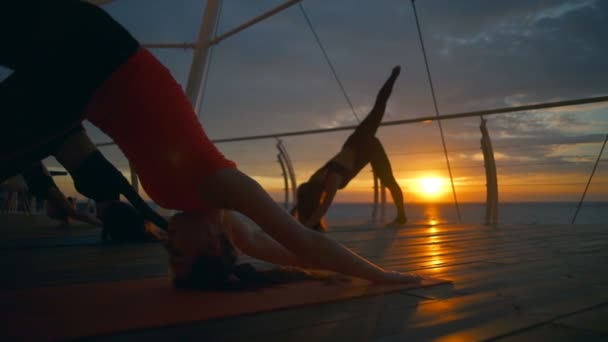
493, 323, 607, 342
253, 273, 608, 341
426, 292, 608, 341
555, 304, 608, 334
0, 244, 168, 289
84, 260, 606, 341
1, 217, 607, 341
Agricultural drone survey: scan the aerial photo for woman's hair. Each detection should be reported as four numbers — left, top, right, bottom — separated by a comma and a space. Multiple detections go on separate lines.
171, 231, 239, 289
101, 201, 147, 242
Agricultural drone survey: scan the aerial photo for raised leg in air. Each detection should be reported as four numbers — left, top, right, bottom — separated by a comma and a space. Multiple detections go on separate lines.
344, 66, 401, 148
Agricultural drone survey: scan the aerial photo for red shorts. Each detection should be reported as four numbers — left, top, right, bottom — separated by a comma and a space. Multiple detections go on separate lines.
83, 48, 236, 211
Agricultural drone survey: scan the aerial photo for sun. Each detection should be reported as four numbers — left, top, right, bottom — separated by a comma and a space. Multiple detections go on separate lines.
418, 177, 445, 198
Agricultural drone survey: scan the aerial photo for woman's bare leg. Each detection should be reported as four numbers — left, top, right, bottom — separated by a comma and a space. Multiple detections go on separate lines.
369, 138, 407, 225
343, 66, 400, 148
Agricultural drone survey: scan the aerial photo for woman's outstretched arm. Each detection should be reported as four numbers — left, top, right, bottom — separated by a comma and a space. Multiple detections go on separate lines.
201, 168, 419, 283
226, 211, 313, 268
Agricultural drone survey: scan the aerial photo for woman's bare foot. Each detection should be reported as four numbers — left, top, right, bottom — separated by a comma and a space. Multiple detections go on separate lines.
386, 215, 407, 227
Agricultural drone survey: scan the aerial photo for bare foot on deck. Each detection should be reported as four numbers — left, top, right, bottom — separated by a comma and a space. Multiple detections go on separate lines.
385, 215, 407, 227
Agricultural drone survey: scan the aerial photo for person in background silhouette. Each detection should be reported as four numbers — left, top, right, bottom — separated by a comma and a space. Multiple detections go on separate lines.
292, 66, 407, 231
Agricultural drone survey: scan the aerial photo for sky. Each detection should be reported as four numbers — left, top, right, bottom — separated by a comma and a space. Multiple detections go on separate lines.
2, 0, 607, 205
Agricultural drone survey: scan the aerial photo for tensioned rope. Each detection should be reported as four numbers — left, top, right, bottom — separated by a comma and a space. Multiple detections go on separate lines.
571, 134, 608, 224
411, 0, 462, 223
297, 2, 360, 123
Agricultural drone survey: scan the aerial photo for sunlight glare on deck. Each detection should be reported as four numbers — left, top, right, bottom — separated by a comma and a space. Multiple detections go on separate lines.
427, 227, 445, 272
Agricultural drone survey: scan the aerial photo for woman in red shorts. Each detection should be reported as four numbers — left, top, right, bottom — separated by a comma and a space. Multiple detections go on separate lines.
1, 0, 421, 288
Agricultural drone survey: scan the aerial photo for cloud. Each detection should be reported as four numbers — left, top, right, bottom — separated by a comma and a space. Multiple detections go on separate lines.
533, 0, 597, 22
417, 0, 608, 112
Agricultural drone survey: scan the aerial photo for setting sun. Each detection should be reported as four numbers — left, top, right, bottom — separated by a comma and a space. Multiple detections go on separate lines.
418, 177, 446, 199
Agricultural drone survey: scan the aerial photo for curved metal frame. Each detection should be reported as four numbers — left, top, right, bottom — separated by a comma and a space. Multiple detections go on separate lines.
480, 117, 498, 226
277, 153, 289, 209
276, 139, 298, 208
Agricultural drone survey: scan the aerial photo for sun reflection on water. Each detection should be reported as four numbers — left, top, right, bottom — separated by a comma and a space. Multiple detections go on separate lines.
423, 203, 446, 227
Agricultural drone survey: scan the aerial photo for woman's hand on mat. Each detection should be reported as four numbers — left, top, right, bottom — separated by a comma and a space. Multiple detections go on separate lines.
377, 270, 423, 284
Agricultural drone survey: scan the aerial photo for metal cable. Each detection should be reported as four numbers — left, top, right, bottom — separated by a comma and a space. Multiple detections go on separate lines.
411, 0, 462, 222
298, 3, 360, 123
572, 134, 608, 223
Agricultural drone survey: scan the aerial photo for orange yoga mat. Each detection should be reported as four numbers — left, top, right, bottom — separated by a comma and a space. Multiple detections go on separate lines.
1, 276, 449, 341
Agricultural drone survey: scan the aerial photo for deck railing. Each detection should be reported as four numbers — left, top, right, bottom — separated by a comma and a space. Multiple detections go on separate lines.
89, 97, 608, 225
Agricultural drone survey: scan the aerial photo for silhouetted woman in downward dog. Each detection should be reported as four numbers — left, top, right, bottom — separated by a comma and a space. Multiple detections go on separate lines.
293, 66, 407, 231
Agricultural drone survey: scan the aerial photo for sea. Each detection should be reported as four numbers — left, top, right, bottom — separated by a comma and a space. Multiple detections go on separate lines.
136, 201, 607, 227
321, 202, 608, 226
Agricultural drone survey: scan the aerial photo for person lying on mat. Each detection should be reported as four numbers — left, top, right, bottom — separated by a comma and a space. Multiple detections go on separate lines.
1, 0, 420, 285
292, 66, 407, 231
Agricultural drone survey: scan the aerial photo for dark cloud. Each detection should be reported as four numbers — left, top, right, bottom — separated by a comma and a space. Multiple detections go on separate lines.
417, 0, 608, 112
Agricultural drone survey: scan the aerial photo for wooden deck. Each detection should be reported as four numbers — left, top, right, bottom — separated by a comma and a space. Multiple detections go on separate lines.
1, 214, 607, 341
